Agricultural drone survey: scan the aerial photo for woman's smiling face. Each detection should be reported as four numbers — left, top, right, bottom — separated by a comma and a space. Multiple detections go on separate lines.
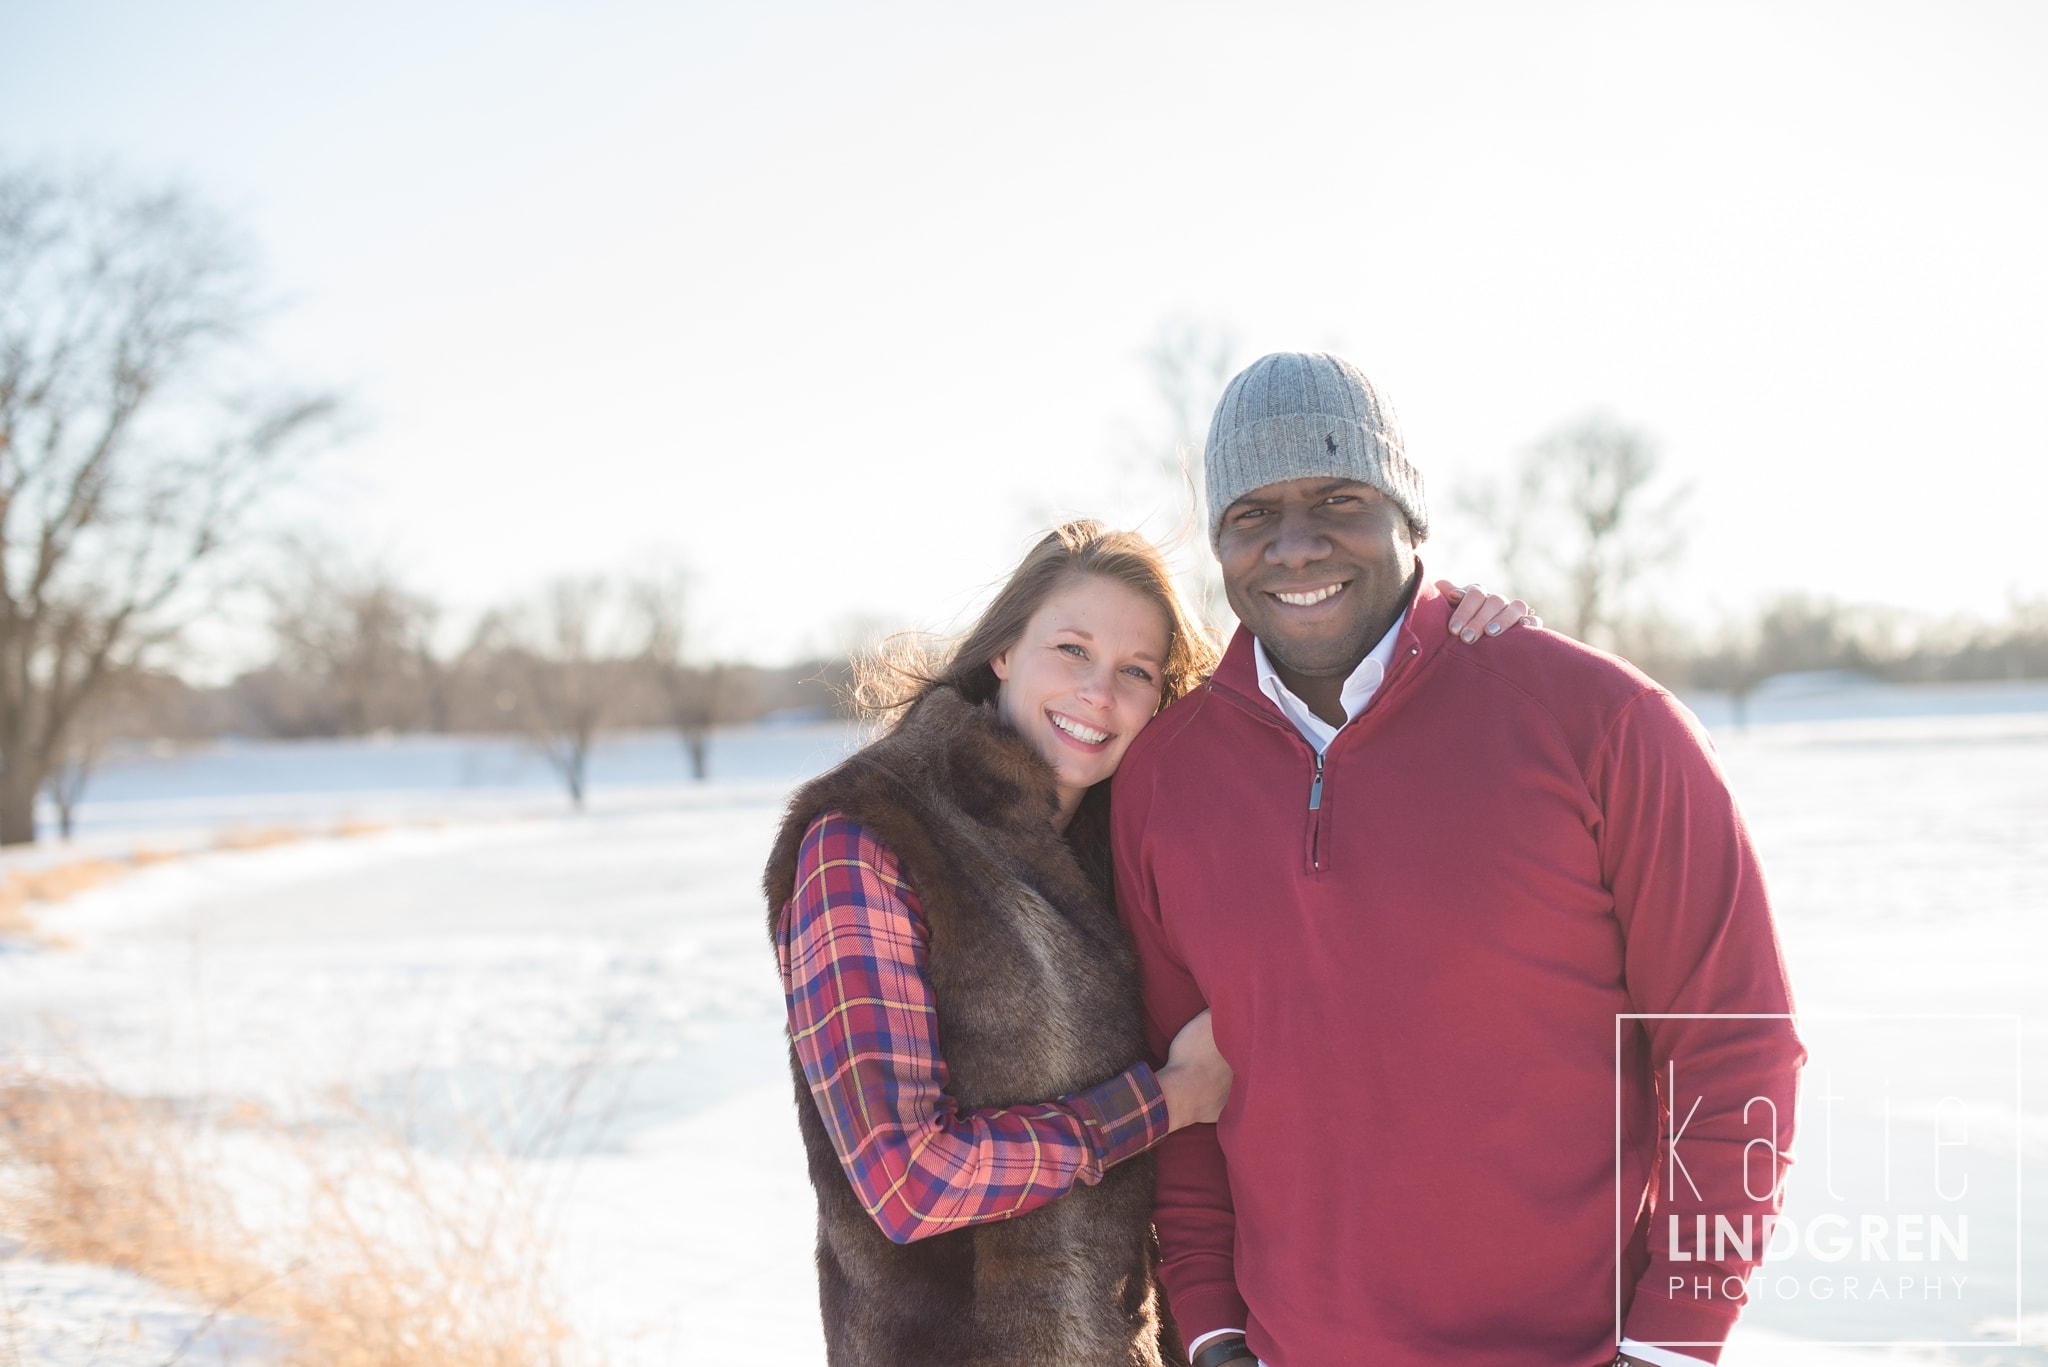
990, 572, 1171, 827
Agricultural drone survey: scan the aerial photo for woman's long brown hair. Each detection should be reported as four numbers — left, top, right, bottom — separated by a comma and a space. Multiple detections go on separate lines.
856, 518, 1217, 719
854, 520, 1218, 885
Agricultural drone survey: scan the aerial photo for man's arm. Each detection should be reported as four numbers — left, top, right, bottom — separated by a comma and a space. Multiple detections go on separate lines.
1596, 690, 1806, 1364
1111, 763, 1250, 1348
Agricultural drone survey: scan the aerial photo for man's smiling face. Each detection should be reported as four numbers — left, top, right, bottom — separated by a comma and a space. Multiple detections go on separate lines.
1216, 476, 1418, 681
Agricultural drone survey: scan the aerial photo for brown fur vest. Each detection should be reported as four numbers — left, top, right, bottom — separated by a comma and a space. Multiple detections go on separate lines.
763, 686, 1176, 1366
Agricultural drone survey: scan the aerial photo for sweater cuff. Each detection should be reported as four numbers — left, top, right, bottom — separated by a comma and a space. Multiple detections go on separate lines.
1618, 1340, 1715, 1367
1621, 1283, 1738, 1365
1069, 1062, 1170, 1170
1168, 1285, 1252, 1351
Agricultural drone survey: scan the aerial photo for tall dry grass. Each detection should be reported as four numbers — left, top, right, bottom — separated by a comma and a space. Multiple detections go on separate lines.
0, 1074, 581, 1366
0, 860, 126, 941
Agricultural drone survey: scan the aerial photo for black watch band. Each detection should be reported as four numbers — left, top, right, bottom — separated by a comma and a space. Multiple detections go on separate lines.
1191, 1335, 1252, 1367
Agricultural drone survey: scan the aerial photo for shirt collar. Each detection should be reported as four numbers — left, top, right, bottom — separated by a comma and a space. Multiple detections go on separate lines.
1251, 607, 1407, 752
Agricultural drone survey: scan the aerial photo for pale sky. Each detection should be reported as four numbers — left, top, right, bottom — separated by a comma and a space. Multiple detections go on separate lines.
4, 0, 2044, 662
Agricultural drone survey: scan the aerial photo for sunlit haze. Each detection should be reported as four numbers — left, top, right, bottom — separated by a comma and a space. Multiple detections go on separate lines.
6, 0, 2043, 663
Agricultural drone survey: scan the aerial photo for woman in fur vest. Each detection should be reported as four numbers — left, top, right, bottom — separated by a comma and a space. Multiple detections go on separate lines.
765, 521, 1528, 1366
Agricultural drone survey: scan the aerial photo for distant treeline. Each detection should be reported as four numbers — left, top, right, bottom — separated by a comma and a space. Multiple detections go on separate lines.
1443, 414, 2048, 705
112, 656, 851, 742
53, 562, 858, 826
100, 576, 2047, 749
45, 558, 2047, 834
1621, 593, 2048, 698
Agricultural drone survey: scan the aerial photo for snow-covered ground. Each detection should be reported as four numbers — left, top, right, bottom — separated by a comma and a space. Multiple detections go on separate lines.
2, 706, 2044, 1364
0, 1238, 274, 1367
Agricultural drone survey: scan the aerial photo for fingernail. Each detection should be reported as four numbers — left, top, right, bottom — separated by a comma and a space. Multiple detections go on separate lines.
1486, 622, 1502, 635
1462, 629, 1478, 643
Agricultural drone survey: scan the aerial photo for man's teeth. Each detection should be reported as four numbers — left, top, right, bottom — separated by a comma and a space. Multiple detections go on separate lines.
1274, 583, 1345, 607
1050, 713, 1110, 745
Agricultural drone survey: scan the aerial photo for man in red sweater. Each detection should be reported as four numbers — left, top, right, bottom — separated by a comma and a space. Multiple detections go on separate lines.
1112, 352, 1804, 1367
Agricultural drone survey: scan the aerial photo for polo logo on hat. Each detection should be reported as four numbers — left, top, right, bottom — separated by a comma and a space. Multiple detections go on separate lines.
1325, 432, 1339, 454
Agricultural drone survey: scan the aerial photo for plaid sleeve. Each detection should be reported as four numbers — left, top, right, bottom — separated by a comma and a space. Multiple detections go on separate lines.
774, 810, 1169, 1245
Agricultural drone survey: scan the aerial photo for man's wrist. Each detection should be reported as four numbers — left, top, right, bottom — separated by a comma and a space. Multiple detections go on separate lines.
1154, 1059, 1190, 1131
1189, 1332, 1252, 1367
1615, 1337, 1716, 1367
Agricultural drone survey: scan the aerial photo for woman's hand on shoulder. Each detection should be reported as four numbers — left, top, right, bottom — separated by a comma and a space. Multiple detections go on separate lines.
1157, 1009, 1232, 1131
1437, 580, 1539, 644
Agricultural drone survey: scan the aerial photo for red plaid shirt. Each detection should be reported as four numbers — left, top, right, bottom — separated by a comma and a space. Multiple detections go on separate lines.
775, 810, 1168, 1245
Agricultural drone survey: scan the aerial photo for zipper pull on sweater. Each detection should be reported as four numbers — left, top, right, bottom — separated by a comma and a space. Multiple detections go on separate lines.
1309, 751, 1325, 810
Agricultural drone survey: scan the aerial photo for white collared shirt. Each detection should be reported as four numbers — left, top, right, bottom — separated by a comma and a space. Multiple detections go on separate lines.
1250, 608, 1406, 753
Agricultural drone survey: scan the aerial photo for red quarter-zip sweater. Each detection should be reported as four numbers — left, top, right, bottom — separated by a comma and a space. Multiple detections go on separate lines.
1112, 578, 1803, 1366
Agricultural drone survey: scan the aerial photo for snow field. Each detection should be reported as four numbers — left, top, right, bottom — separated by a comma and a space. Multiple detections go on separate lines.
0, 711, 2042, 1363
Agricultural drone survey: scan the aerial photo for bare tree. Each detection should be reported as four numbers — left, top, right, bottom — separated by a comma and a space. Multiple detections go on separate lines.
0, 167, 337, 843
631, 574, 727, 781
1456, 416, 1688, 651
43, 683, 120, 841
481, 577, 637, 809
1136, 318, 1240, 630
246, 542, 442, 736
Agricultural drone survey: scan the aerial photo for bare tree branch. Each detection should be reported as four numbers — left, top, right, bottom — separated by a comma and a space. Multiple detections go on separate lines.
484, 577, 638, 810
1136, 317, 1240, 632
1455, 415, 1689, 652
0, 164, 339, 842
631, 572, 729, 781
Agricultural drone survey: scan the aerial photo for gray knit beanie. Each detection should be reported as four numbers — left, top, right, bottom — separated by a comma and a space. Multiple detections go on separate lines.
1204, 351, 1429, 548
